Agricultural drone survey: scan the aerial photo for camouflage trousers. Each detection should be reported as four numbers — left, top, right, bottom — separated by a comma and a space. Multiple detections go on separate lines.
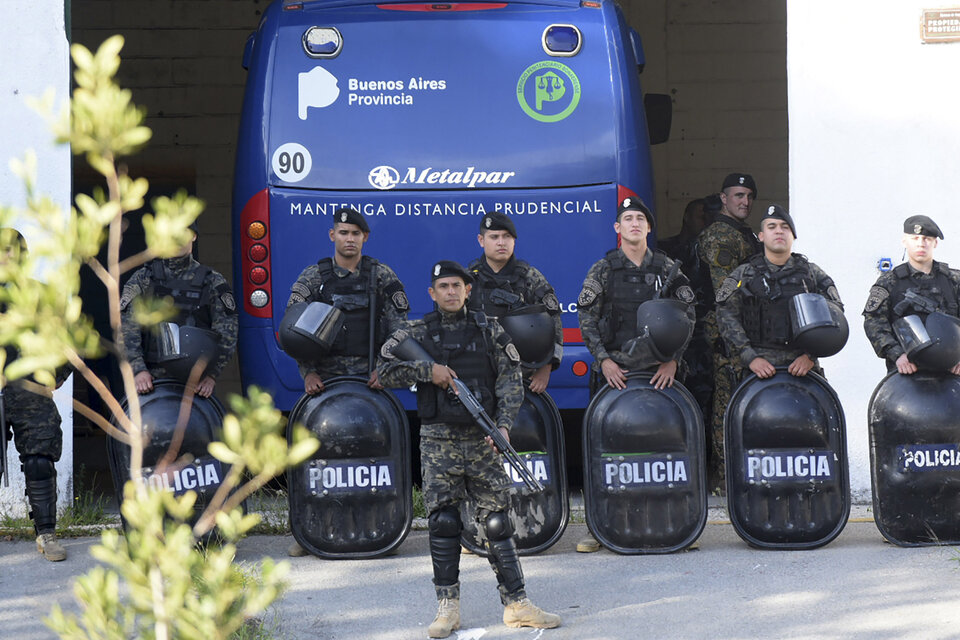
3, 385, 63, 461
710, 352, 741, 484
419, 431, 511, 517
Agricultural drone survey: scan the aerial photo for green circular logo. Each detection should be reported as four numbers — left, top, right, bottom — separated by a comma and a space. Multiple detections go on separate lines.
517, 60, 581, 123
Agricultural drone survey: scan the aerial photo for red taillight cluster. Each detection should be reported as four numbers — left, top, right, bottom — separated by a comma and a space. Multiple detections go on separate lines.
240, 190, 273, 318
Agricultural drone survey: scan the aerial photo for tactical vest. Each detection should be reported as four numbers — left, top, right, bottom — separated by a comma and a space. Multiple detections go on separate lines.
417, 310, 498, 426
144, 260, 213, 363
699, 216, 762, 305
468, 258, 545, 318
740, 254, 818, 348
599, 249, 669, 352
313, 256, 379, 357
887, 262, 959, 322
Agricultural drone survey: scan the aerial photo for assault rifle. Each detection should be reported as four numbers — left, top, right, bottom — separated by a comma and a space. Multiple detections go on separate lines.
654, 259, 682, 301
893, 289, 939, 317
392, 336, 544, 493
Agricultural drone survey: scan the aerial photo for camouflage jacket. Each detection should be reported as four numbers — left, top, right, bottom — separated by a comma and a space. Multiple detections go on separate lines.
377, 309, 523, 438
862, 260, 960, 363
286, 257, 408, 380
577, 247, 696, 370
120, 255, 238, 378
716, 253, 842, 367
696, 215, 762, 338
467, 254, 563, 370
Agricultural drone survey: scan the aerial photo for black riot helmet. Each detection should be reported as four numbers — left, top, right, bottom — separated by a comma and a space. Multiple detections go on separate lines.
789, 293, 849, 358
635, 299, 693, 362
498, 304, 554, 369
278, 301, 344, 363
154, 323, 220, 382
894, 312, 960, 372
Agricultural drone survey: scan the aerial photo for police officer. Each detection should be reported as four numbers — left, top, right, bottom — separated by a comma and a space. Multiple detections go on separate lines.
577, 197, 695, 553
467, 210, 562, 393
1, 228, 70, 561
696, 173, 763, 490
716, 205, 843, 381
863, 215, 960, 375
120, 223, 238, 398
578, 197, 696, 392
285, 208, 409, 557
378, 261, 560, 638
286, 208, 409, 394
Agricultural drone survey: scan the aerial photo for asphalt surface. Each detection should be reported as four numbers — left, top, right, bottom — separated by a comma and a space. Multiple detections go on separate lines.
3, 510, 960, 640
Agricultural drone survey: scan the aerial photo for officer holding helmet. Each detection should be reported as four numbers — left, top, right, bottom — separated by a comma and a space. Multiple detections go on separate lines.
120, 221, 237, 398
715, 204, 844, 380
467, 210, 563, 393
863, 215, 960, 375
578, 196, 696, 392
577, 197, 695, 553
284, 208, 409, 394
377, 260, 560, 638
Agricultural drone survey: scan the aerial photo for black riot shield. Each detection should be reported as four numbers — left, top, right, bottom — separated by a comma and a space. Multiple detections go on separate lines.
725, 369, 849, 549
459, 387, 568, 556
287, 376, 411, 559
107, 379, 229, 529
869, 371, 960, 546
582, 372, 706, 554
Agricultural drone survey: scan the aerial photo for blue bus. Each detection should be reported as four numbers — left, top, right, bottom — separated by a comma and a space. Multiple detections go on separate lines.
233, 0, 668, 412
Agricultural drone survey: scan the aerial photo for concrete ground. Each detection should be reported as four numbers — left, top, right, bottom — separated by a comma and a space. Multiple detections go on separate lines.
3, 507, 960, 640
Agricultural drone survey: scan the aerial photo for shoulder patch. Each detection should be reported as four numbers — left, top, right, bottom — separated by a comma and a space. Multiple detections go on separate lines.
120, 283, 141, 312
716, 277, 738, 303
715, 248, 734, 268
504, 343, 521, 364
542, 292, 560, 312
674, 285, 695, 304
291, 281, 312, 300
220, 292, 237, 312
391, 290, 410, 312
864, 285, 889, 313
578, 278, 602, 308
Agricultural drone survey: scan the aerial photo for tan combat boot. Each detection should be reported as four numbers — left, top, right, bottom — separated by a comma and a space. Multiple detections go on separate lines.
503, 597, 561, 629
427, 597, 460, 638
575, 533, 601, 553
36, 533, 67, 562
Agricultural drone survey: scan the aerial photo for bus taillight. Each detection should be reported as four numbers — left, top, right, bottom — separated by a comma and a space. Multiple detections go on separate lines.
240, 189, 273, 318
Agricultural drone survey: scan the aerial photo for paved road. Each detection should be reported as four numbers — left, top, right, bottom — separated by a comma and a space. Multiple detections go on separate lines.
3, 517, 960, 640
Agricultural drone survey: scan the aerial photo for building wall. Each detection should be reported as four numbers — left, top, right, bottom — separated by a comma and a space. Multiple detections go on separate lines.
0, 1, 73, 516
789, 0, 960, 499
619, 0, 788, 234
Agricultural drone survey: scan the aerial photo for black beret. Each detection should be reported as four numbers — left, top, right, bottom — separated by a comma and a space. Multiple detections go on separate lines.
431, 260, 473, 284
903, 215, 943, 239
760, 204, 797, 239
332, 207, 370, 233
721, 172, 757, 197
616, 196, 654, 229
480, 211, 517, 238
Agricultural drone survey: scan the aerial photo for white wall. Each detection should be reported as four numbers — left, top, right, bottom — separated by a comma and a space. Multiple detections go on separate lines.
788, 1, 960, 499
0, 2, 73, 517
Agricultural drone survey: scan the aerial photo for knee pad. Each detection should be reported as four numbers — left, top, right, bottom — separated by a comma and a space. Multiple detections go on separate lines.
483, 511, 514, 542
21, 455, 55, 482
428, 506, 462, 538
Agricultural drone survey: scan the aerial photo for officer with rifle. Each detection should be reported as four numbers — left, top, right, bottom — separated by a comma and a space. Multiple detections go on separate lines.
863, 215, 960, 374
378, 260, 560, 638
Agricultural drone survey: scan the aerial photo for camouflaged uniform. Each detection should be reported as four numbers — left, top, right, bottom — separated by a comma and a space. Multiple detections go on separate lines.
696, 215, 761, 483
120, 255, 238, 381
378, 308, 523, 515
467, 254, 563, 374
287, 256, 408, 380
863, 261, 960, 371
577, 247, 695, 384
715, 253, 842, 469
